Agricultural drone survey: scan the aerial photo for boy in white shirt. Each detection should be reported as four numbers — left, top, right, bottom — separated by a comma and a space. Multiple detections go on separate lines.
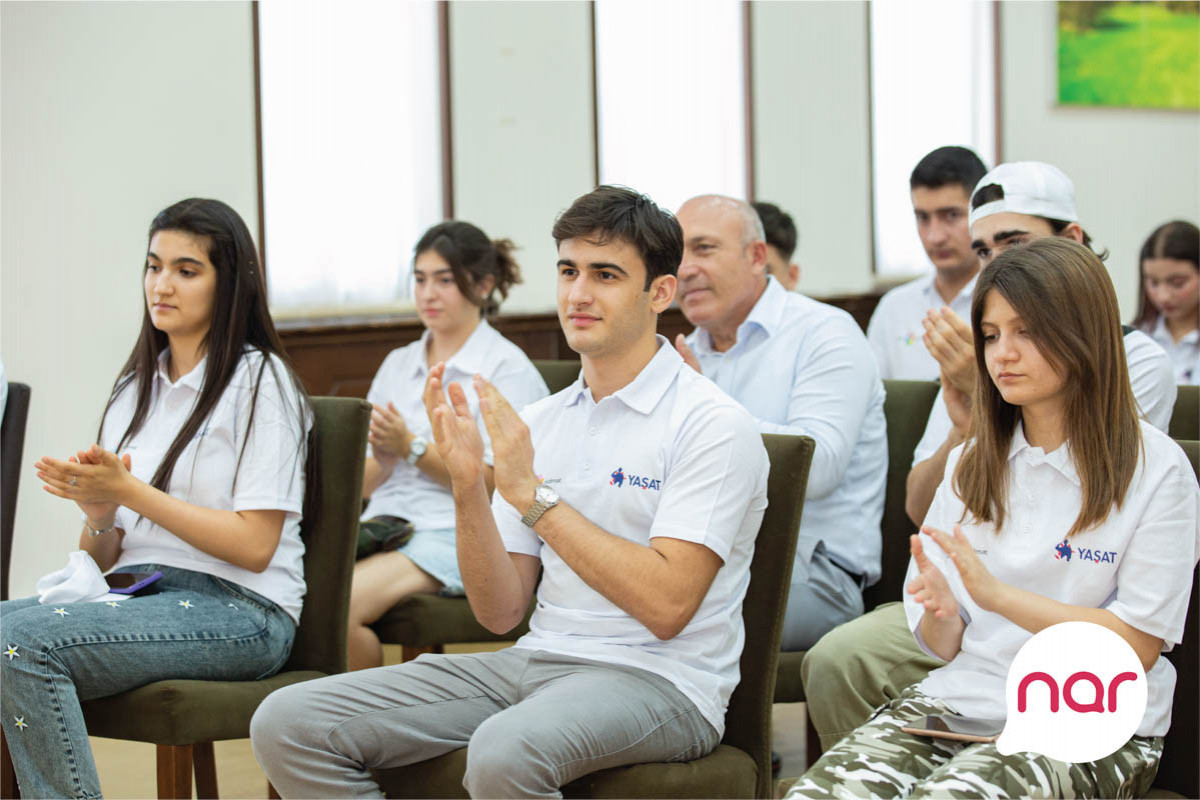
250, 186, 769, 797
867, 146, 988, 381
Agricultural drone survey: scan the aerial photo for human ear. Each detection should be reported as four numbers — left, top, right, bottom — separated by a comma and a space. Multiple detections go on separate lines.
649, 274, 677, 313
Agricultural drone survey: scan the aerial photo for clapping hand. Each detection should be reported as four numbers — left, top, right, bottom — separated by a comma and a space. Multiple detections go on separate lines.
475, 375, 539, 512
36, 445, 134, 526
923, 307, 976, 395
424, 363, 485, 486
369, 401, 411, 465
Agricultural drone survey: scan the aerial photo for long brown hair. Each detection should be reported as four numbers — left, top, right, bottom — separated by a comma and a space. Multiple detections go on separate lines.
953, 237, 1142, 537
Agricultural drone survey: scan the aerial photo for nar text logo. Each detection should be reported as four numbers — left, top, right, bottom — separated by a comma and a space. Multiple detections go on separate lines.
996, 621, 1147, 763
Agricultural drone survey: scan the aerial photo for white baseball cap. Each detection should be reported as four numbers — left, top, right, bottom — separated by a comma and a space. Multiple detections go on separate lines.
968, 161, 1078, 228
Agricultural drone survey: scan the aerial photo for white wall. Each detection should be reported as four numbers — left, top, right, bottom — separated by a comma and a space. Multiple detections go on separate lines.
450, 1, 596, 313
753, 1, 875, 296
1, 1, 259, 597
999, 1, 1200, 318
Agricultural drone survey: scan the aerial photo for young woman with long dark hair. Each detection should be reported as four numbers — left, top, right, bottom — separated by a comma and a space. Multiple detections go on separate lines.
787, 237, 1199, 799
1132, 220, 1199, 385
0, 198, 311, 798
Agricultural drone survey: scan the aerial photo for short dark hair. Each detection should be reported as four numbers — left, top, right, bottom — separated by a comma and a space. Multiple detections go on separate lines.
910, 146, 988, 194
970, 183, 1106, 260
752, 201, 798, 261
552, 185, 682, 290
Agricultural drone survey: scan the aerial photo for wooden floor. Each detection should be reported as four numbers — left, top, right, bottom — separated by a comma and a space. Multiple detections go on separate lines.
81, 645, 810, 798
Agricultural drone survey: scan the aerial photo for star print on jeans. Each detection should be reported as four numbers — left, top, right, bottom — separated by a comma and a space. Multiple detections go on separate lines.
4, 645, 17, 661
105, 601, 121, 608
13, 717, 27, 730
178, 600, 194, 609
52, 608, 69, 617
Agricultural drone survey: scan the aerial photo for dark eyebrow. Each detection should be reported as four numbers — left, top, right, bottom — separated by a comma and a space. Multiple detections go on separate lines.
414, 267, 453, 276
684, 235, 714, 248
992, 229, 1031, 244
556, 258, 629, 277
147, 251, 204, 266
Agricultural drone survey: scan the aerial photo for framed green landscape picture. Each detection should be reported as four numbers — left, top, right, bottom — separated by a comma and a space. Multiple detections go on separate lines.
1058, 1, 1200, 109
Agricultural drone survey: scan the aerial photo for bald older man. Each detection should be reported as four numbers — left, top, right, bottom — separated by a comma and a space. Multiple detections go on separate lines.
673, 195, 887, 649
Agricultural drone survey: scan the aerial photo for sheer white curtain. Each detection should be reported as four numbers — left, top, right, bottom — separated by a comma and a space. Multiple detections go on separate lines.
871, 0, 996, 277
594, 0, 747, 214
258, 0, 443, 312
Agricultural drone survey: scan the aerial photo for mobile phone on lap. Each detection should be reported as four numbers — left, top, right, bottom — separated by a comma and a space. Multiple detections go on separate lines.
105, 570, 164, 595
900, 713, 1003, 743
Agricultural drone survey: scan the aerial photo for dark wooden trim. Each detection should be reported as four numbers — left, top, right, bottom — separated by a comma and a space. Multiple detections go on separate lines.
438, 0, 454, 219
992, 0, 1003, 163
252, 2, 267, 278
742, 0, 755, 201
277, 292, 884, 398
589, 0, 600, 188
863, 0, 878, 276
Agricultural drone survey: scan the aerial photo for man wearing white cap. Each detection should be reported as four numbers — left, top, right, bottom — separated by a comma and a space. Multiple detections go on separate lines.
799, 161, 1176, 753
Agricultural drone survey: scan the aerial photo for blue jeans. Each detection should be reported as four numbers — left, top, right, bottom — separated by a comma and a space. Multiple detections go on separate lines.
0, 564, 295, 799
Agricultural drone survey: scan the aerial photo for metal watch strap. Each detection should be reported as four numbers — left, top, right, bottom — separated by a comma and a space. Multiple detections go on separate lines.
406, 435, 428, 465
520, 485, 559, 527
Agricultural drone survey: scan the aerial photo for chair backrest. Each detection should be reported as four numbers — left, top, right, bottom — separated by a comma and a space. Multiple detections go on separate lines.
283, 396, 371, 675
1155, 438, 1199, 798
1, 382, 32, 602
1169, 385, 1198, 440
533, 360, 582, 395
863, 379, 940, 611
725, 433, 814, 800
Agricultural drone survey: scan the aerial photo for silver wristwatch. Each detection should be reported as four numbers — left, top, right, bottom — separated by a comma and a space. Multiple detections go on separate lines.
406, 435, 428, 465
520, 483, 560, 528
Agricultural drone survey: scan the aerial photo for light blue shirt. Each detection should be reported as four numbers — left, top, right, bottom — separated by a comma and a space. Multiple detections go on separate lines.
686, 276, 888, 584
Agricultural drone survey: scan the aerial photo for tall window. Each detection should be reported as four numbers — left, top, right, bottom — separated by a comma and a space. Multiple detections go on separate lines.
594, 0, 747, 213
258, 0, 443, 313
870, 0, 996, 277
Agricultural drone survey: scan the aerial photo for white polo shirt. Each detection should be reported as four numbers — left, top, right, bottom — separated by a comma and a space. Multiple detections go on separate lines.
867, 273, 977, 381
105, 349, 311, 622
903, 421, 1199, 737
685, 276, 887, 584
362, 320, 548, 530
495, 340, 769, 735
912, 328, 1177, 467
1146, 316, 1199, 386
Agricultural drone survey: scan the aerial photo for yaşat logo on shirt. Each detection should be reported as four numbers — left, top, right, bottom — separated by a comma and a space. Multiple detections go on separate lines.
996, 621, 1147, 763
1053, 539, 1119, 564
609, 467, 661, 491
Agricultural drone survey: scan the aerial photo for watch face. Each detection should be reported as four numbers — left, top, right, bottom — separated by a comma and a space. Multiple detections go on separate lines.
535, 484, 558, 504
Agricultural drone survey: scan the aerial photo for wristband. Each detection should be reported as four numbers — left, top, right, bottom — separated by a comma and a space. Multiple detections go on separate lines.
82, 515, 116, 537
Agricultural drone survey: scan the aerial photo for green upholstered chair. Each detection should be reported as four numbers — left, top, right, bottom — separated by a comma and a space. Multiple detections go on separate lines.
1, 382, 32, 602
64, 396, 370, 799
772, 379, 939, 767
374, 433, 815, 799
1169, 385, 1198, 441
1146, 439, 1198, 800
372, 360, 579, 661
532, 359, 582, 394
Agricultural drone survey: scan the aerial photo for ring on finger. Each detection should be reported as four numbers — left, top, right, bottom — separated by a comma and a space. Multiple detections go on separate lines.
69, 477, 79, 486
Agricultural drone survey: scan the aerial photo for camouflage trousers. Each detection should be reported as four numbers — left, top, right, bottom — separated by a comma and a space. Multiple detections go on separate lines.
784, 687, 1162, 799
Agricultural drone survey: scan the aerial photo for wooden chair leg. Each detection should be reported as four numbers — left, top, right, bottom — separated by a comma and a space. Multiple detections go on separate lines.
805, 711, 823, 771
193, 741, 218, 799
400, 644, 443, 662
0, 728, 19, 799
156, 744, 192, 800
